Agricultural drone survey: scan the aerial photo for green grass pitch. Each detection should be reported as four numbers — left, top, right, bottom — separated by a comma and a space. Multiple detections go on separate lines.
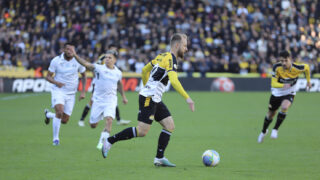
0, 92, 319, 180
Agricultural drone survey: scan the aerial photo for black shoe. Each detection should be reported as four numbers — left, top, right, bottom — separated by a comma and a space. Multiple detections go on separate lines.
44, 109, 50, 125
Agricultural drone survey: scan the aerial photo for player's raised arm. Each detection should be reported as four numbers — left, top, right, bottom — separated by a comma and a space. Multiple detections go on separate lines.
70, 46, 95, 71
168, 71, 194, 112
79, 72, 86, 100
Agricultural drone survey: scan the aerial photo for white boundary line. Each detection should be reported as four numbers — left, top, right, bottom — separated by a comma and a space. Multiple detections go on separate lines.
0, 93, 43, 101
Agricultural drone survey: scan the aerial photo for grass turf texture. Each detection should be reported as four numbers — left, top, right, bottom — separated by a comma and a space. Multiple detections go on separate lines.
0, 92, 319, 180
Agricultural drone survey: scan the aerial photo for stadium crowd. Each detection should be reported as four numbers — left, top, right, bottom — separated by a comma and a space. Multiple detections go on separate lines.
1, 0, 320, 77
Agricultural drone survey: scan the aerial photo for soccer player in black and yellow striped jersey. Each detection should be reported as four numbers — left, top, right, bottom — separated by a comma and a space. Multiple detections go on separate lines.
102, 33, 195, 167
258, 50, 311, 143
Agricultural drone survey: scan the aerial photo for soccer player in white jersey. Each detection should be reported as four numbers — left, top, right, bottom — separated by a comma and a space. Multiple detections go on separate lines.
101, 33, 195, 167
70, 47, 128, 150
77, 54, 106, 127
78, 47, 131, 127
44, 43, 86, 146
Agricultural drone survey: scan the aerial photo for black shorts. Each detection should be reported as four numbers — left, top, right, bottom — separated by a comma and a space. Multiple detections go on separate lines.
138, 95, 171, 124
268, 94, 295, 111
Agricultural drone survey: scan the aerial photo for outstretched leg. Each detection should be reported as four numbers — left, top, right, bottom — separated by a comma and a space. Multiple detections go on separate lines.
102, 121, 150, 158
154, 116, 176, 167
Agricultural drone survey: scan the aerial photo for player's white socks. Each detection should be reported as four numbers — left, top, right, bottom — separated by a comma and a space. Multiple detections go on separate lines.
99, 131, 110, 144
53, 117, 61, 141
97, 131, 109, 149
46, 111, 55, 119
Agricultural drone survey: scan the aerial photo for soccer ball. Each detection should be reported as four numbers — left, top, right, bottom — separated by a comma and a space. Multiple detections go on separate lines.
202, 150, 220, 167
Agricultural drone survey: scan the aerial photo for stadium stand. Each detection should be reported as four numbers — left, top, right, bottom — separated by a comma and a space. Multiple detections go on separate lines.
0, 0, 320, 77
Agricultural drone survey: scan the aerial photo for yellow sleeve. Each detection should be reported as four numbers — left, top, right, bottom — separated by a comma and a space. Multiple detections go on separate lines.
271, 64, 284, 88
168, 71, 189, 99
141, 62, 153, 86
304, 64, 310, 83
271, 77, 284, 88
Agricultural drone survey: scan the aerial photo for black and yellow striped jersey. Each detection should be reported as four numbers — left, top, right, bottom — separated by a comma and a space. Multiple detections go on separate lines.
271, 62, 310, 96
140, 52, 189, 102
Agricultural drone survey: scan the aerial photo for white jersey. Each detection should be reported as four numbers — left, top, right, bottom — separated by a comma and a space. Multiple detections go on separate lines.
92, 64, 122, 103
48, 53, 86, 94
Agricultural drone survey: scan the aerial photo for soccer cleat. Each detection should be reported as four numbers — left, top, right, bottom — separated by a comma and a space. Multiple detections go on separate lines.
44, 109, 50, 125
78, 120, 85, 127
117, 119, 131, 125
96, 142, 103, 150
257, 130, 268, 143
154, 157, 176, 167
53, 139, 60, 146
270, 129, 278, 139
101, 138, 112, 158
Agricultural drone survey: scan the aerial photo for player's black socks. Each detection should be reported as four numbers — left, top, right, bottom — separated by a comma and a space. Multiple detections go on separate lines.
156, 129, 172, 158
108, 127, 137, 144
116, 106, 120, 121
262, 116, 272, 133
274, 112, 286, 130
80, 104, 90, 121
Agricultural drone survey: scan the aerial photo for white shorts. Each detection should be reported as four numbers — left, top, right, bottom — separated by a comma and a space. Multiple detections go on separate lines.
90, 101, 117, 124
51, 90, 75, 116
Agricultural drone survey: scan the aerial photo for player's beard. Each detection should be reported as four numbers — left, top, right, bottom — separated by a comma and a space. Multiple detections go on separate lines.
177, 48, 184, 59
64, 53, 72, 60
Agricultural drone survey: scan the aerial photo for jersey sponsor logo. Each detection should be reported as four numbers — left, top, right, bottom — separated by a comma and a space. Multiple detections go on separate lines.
278, 77, 298, 85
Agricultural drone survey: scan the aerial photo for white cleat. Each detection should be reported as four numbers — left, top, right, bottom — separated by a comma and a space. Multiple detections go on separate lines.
270, 129, 278, 139
154, 157, 176, 167
96, 142, 103, 150
78, 121, 85, 127
117, 119, 131, 125
257, 130, 268, 143
101, 138, 112, 158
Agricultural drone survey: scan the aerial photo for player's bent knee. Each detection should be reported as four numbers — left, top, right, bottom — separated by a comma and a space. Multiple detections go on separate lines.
281, 107, 289, 113
136, 123, 150, 137
61, 114, 69, 124
61, 119, 68, 124
106, 117, 113, 124
56, 112, 63, 119
90, 123, 97, 128
167, 124, 175, 132
137, 130, 148, 137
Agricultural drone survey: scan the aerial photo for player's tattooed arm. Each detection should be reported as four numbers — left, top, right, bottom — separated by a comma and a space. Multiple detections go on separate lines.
70, 46, 95, 71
